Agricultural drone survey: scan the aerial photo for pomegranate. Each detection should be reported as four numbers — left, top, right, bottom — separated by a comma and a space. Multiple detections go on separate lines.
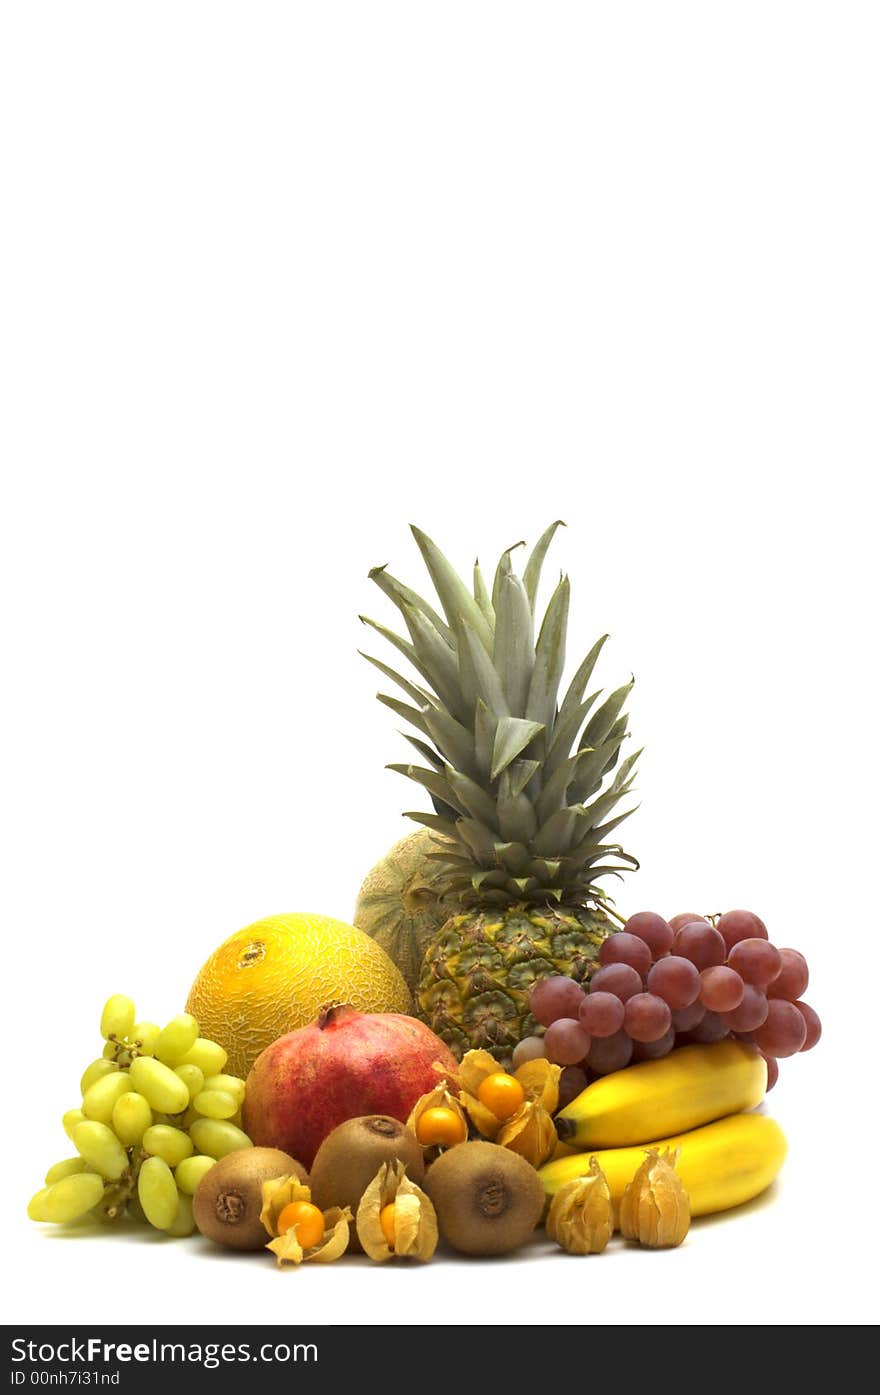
242, 1005, 457, 1168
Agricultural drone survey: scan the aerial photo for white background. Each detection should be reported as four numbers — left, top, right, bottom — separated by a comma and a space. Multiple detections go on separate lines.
1, 1, 877, 1328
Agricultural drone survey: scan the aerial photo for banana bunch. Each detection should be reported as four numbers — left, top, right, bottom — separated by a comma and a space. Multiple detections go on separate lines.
539, 1041, 787, 1218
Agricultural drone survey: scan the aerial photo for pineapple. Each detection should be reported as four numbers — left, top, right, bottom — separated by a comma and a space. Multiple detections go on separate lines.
359, 522, 639, 1061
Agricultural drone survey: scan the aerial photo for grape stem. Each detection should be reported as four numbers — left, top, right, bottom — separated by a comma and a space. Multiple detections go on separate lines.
100, 1149, 145, 1221
105, 1035, 151, 1069
596, 901, 627, 927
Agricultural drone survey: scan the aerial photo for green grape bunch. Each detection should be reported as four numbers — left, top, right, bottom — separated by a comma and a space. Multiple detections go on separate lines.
28, 995, 252, 1236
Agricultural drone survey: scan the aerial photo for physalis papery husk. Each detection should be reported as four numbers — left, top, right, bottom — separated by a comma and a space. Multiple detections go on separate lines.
619, 1148, 690, 1249
546, 1157, 613, 1255
495, 1098, 558, 1169
406, 1083, 468, 1150
260, 1174, 351, 1267
356, 1160, 438, 1263
449, 1049, 560, 1165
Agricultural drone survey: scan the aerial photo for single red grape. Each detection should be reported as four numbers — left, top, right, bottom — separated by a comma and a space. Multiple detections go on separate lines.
767, 948, 809, 1001
530, 975, 585, 1026
557, 1065, 589, 1110
647, 955, 701, 1009
623, 911, 674, 958
716, 908, 768, 950
633, 1026, 676, 1060
719, 984, 769, 1032
688, 1010, 729, 1043
578, 991, 625, 1038
585, 1028, 633, 1075
511, 1036, 547, 1068
727, 938, 782, 987
754, 1000, 807, 1057
544, 1017, 591, 1065
672, 921, 726, 970
671, 1000, 706, 1032
589, 962, 643, 1003
599, 932, 652, 977
668, 912, 708, 933
699, 966, 745, 1012
623, 993, 672, 1043
761, 1052, 780, 1091
793, 1000, 822, 1050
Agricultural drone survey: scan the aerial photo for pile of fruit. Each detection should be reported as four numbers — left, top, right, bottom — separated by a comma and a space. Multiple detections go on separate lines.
27, 523, 822, 1263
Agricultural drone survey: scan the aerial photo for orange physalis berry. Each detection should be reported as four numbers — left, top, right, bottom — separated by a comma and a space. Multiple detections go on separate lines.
379, 1203, 396, 1247
275, 1200, 325, 1249
477, 1071, 525, 1120
415, 1106, 467, 1147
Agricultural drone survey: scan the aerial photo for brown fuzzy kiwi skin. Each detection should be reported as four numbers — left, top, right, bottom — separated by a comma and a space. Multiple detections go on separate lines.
424, 1141, 544, 1256
309, 1116, 425, 1252
193, 1147, 307, 1250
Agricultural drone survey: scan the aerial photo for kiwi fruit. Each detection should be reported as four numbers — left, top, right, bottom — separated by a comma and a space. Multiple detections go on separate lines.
425, 1141, 544, 1256
193, 1146, 307, 1250
309, 1115, 424, 1251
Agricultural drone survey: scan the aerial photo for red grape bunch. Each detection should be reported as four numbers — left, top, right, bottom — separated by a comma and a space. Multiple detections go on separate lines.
515, 909, 821, 1108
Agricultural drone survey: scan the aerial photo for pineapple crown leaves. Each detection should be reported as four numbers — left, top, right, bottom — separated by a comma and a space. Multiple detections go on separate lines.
360, 523, 640, 906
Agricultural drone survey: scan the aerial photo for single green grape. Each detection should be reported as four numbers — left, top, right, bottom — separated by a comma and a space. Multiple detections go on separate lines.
202, 1074, 246, 1105
80, 1058, 117, 1095
111, 1091, 153, 1146
137, 1156, 178, 1230
72, 1121, 129, 1180
130, 1021, 161, 1056
27, 1187, 54, 1221
175, 1155, 216, 1195
29, 1173, 105, 1223
155, 1014, 200, 1067
165, 1191, 195, 1237
82, 1071, 131, 1124
62, 1108, 86, 1139
174, 1064, 205, 1101
100, 994, 136, 1042
142, 1125, 194, 1167
179, 1038, 227, 1076
45, 1157, 88, 1186
193, 1089, 238, 1120
128, 1056, 190, 1114
189, 1118, 252, 1159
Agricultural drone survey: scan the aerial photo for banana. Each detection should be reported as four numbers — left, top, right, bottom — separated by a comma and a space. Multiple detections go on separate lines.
555, 1040, 766, 1149
539, 1112, 787, 1218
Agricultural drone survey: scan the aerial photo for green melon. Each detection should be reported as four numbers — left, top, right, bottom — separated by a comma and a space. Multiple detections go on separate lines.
353, 829, 452, 994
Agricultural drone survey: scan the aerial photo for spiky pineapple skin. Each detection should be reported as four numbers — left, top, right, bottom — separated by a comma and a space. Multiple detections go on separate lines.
417, 902, 614, 1062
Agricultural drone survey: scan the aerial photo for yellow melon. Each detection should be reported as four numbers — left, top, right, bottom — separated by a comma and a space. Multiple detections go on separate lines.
185, 912, 412, 1079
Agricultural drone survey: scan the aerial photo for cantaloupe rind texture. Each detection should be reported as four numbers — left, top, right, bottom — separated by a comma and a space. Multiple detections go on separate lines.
186, 912, 412, 1079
